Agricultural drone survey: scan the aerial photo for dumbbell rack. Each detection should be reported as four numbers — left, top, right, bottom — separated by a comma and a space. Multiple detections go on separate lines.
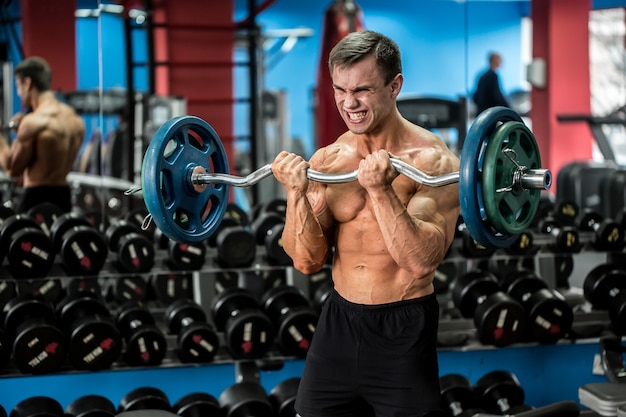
0, 232, 621, 415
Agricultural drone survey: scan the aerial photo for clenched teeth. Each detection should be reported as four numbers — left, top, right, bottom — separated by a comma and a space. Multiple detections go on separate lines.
348, 112, 366, 121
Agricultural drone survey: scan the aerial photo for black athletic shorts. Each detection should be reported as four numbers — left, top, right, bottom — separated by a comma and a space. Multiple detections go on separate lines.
17, 185, 72, 214
295, 289, 444, 417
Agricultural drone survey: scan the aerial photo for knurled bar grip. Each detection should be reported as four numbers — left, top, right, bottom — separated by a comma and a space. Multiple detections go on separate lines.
193, 158, 552, 190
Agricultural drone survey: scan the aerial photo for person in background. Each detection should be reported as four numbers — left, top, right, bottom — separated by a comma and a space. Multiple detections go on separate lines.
0, 56, 84, 213
472, 51, 510, 116
272, 30, 460, 417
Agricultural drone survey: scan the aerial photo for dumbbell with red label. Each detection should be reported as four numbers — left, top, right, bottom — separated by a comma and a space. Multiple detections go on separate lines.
50, 212, 108, 276
211, 287, 275, 359
165, 298, 220, 363
3, 294, 67, 374
107, 275, 149, 305
261, 285, 318, 357
105, 220, 155, 273
55, 291, 122, 370
26, 202, 65, 238
154, 229, 206, 271
451, 270, 527, 347
0, 213, 55, 279
116, 301, 167, 366
499, 268, 573, 344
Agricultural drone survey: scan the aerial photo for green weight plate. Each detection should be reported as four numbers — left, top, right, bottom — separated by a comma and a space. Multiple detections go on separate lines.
482, 121, 542, 235
141, 116, 230, 243
460, 106, 522, 248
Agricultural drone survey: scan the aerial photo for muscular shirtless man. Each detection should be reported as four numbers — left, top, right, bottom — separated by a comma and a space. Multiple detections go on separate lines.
0, 56, 85, 213
272, 31, 460, 417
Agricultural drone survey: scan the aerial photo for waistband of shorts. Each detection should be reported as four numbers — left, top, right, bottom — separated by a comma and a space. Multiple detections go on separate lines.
24, 185, 70, 191
329, 288, 437, 312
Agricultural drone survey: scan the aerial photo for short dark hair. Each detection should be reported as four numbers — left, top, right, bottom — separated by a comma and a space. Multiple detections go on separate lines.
328, 30, 402, 85
15, 56, 52, 91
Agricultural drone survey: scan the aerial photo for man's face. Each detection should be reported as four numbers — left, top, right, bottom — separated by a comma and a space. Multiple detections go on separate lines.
15, 75, 30, 103
331, 55, 400, 135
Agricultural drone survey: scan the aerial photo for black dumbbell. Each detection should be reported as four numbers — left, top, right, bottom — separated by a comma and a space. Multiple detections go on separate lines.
251, 205, 292, 266
27, 202, 65, 238
503, 230, 537, 256
253, 198, 287, 220
15, 277, 65, 304
66, 395, 117, 417
451, 270, 527, 347
118, 387, 171, 413
439, 374, 484, 417
0, 214, 55, 278
156, 233, 206, 271
0, 279, 16, 312
116, 301, 167, 366
206, 208, 256, 268
583, 263, 626, 335
149, 273, 193, 305
211, 288, 275, 359
473, 370, 532, 415
251, 209, 284, 247
173, 393, 223, 417
269, 377, 300, 417
219, 362, 274, 417
263, 223, 292, 266
165, 298, 220, 363
312, 279, 333, 315
0, 319, 10, 371
239, 268, 288, 294
550, 200, 579, 226
3, 294, 67, 374
261, 285, 318, 357
576, 208, 624, 251
105, 220, 155, 273
77, 209, 111, 233
536, 216, 581, 253
107, 275, 148, 304
66, 277, 103, 297
50, 212, 109, 276
10, 396, 64, 417
499, 268, 574, 344
55, 291, 122, 370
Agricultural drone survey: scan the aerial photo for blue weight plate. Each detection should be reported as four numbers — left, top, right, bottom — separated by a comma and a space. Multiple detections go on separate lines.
460, 107, 522, 248
142, 116, 230, 243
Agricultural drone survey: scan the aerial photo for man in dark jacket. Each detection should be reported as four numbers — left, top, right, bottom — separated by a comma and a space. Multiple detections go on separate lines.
473, 52, 510, 115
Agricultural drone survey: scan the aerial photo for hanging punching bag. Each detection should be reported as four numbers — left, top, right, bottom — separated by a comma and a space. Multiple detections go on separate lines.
315, 0, 364, 148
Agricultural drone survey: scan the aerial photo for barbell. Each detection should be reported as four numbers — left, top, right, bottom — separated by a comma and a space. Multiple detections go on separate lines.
136, 106, 551, 248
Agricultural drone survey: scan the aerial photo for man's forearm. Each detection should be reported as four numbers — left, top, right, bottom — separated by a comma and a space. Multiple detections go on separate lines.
0, 135, 11, 172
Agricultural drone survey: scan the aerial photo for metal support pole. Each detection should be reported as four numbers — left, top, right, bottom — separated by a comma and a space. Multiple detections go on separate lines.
247, 0, 260, 206
123, 12, 136, 184
144, 0, 156, 95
